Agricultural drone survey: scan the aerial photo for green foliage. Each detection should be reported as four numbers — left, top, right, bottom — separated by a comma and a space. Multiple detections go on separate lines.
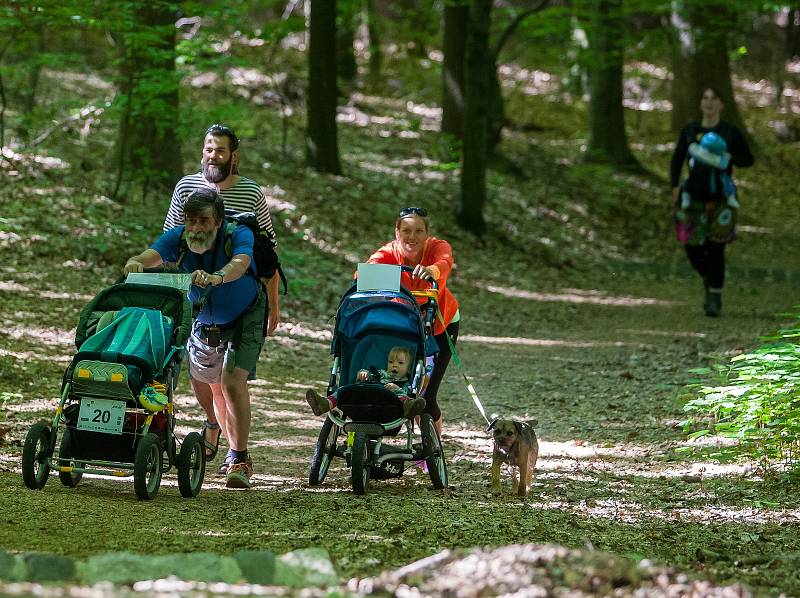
0, 392, 22, 423
681, 312, 800, 474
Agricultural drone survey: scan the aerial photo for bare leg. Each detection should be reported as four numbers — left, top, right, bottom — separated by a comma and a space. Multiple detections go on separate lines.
191, 377, 224, 442
220, 367, 252, 452
210, 384, 228, 440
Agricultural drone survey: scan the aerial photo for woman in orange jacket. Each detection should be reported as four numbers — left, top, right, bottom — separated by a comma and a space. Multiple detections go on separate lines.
366, 207, 459, 434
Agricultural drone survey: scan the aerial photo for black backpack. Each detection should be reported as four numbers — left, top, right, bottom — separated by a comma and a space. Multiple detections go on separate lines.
223, 210, 287, 295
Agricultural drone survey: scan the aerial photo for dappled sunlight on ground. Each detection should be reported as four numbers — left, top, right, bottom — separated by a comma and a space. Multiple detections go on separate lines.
249, 436, 316, 450
6, 398, 60, 421
526, 498, 800, 525
617, 328, 706, 338
479, 283, 682, 307
0, 347, 71, 363
280, 219, 361, 264
2, 325, 74, 347
354, 159, 447, 181
279, 322, 331, 341
499, 63, 559, 97
459, 334, 645, 348
0, 280, 93, 302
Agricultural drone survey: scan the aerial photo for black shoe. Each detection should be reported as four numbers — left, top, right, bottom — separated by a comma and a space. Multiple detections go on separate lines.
705, 290, 722, 317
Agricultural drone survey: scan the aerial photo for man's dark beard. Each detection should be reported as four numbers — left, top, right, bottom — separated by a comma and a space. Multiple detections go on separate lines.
202, 156, 232, 183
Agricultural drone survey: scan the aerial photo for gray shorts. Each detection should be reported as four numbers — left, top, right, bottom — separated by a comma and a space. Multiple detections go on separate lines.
187, 289, 265, 385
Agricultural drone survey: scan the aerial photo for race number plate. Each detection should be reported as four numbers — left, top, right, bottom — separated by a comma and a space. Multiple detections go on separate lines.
77, 398, 126, 435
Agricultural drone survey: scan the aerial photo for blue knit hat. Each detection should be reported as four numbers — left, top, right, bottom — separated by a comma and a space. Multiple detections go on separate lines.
699, 132, 727, 155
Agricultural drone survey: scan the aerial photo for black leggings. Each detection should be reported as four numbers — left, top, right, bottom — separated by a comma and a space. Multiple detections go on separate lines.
685, 241, 726, 289
423, 320, 460, 422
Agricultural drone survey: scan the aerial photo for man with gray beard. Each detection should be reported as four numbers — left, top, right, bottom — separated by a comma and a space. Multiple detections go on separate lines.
125, 188, 263, 489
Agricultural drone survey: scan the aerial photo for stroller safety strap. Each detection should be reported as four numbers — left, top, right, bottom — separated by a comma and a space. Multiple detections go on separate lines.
436, 310, 490, 426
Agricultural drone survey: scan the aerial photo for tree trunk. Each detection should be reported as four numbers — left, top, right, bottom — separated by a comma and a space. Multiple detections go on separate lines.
396, 0, 435, 57
19, 23, 45, 141
584, 0, 638, 167
441, 2, 469, 139
486, 3, 548, 156
691, 3, 746, 131
113, 0, 182, 198
457, 0, 492, 235
364, 0, 382, 87
669, 5, 696, 134
337, 0, 357, 83
307, 0, 342, 174
670, 1, 747, 136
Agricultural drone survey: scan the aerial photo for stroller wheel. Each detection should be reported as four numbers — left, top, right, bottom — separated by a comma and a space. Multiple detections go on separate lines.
22, 423, 52, 490
134, 433, 163, 500
309, 418, 339, 486
57, 428, 84, 487
420, 414, 448, 490
177, 432, 206, 498
350, 432, 371, 495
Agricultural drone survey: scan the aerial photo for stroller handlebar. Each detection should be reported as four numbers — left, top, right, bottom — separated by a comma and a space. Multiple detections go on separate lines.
400, 265, 438, 291
398, 266, 439, 336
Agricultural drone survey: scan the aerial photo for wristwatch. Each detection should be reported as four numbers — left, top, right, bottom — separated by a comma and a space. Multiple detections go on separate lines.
213, 270, 225, 284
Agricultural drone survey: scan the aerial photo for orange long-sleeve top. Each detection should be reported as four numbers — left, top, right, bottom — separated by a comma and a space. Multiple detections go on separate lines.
367, 237, 459, 336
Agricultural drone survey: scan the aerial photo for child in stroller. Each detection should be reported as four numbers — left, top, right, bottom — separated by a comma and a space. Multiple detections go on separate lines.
306, 264, 447, 494
305, 345, 426, 419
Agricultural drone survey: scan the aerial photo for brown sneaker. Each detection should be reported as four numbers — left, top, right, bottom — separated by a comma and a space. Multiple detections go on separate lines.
226, 458, 253, 489
402, 397, 426, 419
306, 389, 331, 416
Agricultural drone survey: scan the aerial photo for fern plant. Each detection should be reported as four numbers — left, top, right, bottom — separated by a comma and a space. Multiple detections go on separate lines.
681, 315, 800, 475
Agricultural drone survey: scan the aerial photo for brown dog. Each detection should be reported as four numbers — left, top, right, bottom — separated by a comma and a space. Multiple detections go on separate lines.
488, 418, 539, 497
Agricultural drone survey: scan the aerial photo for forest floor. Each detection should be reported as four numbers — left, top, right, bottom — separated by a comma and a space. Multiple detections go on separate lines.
2, 216, 799, 596
2, 56, 800, 596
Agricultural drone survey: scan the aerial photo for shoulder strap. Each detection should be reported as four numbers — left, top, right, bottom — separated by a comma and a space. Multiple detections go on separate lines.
223, 220, 236, 258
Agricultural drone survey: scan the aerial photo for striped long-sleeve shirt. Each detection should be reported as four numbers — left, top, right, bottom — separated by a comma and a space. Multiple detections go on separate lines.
163, 173, 277, 243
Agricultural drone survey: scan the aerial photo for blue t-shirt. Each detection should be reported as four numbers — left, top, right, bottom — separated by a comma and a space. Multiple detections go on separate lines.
150, 225, 258, 325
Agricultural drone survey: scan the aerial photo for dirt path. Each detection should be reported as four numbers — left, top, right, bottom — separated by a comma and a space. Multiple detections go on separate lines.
2, 255, 799, 595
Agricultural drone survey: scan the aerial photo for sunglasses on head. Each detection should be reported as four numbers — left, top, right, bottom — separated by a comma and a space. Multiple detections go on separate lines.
206, 124, 239, 145
398, 206, 427, 218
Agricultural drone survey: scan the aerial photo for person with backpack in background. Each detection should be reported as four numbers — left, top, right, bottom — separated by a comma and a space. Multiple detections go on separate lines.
670, 87, 754, 317
164, 124, 283, 471
125, 188, 263, 489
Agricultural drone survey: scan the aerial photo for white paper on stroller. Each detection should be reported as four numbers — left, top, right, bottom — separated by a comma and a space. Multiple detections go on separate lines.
126, 272, 193, 293
357, 263, 401, 292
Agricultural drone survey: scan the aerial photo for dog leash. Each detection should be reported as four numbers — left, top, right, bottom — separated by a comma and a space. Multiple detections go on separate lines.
436, 310, 492, 427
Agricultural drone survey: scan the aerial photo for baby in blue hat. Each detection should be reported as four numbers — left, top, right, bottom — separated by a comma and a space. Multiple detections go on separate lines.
682, 132, 738, 209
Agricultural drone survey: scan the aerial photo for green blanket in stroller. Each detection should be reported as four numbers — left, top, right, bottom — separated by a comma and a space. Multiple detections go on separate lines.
78, 307, 174, 392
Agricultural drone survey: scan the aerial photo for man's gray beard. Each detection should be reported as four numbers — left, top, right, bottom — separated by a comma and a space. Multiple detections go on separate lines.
186, 230, 217, 254
202, 159, 231, 183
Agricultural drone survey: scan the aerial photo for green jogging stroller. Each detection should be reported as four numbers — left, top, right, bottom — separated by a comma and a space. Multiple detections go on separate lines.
21, 279, 205, 500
